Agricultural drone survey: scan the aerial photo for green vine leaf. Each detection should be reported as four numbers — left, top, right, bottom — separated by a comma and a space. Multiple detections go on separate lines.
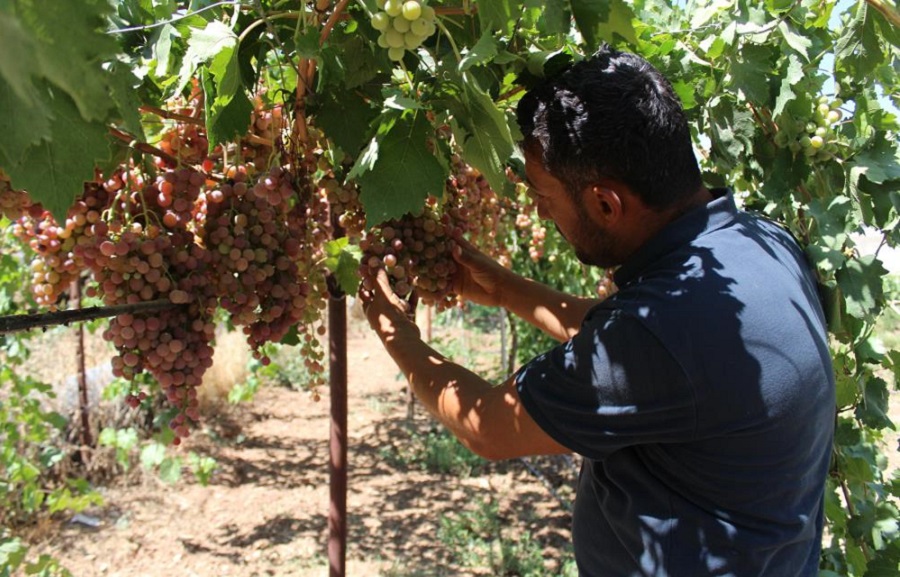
443, 72, 516, 196
776, 21, 811, 60
834, 3, 884, 80
855, 376, 894, 430
836, 255, 887, 320
476, 0, 523, 35
772, 54, 804, 117
176, 20, 238, 96
534, 0, 570, 35
11, 0, 119, 122
324, 238, 363, 295
570, 0, 638, 48
315, 90, 379, 158
0, 79, 51, 166
2, 82, 111, 223
460, 30, 499, 71
355, 111, 447, 224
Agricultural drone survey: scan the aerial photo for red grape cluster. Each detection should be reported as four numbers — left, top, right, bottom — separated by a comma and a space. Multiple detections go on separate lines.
11, 93, 344, 440
241, 100, 286, 169
360, 203, 461, 309
319, 174, 366, 239
0, 172, 35, 221
596, 268, 617, 299
157, 122, 209, 169
11, 180, 116, 307
514, 210, 547, 262
445, 156, 513, 267
202, 166, 328, 364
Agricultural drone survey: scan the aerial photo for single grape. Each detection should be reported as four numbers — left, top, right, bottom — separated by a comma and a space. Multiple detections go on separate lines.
402, 0, 422, 21
372, 11, 390, 30
393, 15, 411, 33
410, 17, 430, 36
384, 0, 403, 17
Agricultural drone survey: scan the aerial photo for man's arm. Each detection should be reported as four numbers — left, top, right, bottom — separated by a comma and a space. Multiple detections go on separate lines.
363, 270, 570, 460
450, 239, 599, 342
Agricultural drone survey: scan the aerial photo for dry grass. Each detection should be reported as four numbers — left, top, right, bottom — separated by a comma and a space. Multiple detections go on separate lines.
197, 328, 251, 413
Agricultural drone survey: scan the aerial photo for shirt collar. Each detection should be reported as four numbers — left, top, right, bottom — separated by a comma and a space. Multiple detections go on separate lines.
613, 188, 737, 287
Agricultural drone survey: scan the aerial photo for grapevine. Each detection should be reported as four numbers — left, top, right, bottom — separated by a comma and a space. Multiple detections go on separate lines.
6, 101, 336, 440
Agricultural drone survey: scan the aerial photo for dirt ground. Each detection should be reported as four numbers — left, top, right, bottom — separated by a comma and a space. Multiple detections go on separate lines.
21, 306, 578, 577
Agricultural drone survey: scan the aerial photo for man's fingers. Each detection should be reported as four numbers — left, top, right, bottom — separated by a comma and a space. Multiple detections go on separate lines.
374, 268, 394, 293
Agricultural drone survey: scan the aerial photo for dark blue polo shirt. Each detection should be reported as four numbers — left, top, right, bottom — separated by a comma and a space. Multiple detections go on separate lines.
516, 190, 834, 576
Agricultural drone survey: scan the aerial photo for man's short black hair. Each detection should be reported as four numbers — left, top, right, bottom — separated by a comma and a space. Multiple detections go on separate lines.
517, 46, 703, 210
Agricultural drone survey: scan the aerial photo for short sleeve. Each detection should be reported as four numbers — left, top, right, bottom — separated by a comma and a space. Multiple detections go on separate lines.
515, 308, 697, 461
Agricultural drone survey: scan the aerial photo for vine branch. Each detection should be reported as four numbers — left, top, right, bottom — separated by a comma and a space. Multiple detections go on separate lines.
139, 105, 205, 126
867, 0, 900, 28
0, 299, 181, 334
109, 127, 180, 167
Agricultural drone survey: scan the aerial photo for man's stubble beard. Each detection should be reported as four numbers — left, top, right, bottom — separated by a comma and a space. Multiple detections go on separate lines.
566, 211, 621, 269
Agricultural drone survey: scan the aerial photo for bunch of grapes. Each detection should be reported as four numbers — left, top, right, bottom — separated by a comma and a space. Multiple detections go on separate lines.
201, 166, 329, 376
777, 95, 849, 164
371, 0, 437, 61
319, 174, 366, 239
799, 96, 846, 163
514, 210, 547, 262
0, 172, 35, 221
241, 99, 286, 170
11, 180, 116, 307
74, 168, 220, 442
157, 122, 210, 169
445, 156, 513, 267
596, 268, 617, 300
154, 83, 210, 171
360, 203, 461, 309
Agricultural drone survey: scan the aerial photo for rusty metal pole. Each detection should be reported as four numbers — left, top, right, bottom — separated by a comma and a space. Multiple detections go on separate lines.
71, 279, 92, 463
327, 276, 347, 577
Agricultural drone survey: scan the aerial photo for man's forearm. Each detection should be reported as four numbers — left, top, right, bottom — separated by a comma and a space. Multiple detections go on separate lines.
498, 273, 599, 342
376, 316, 502, 456
374, 314, 570, 460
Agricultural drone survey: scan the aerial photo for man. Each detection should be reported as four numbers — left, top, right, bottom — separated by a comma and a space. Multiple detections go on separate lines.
360, 46, 835, 576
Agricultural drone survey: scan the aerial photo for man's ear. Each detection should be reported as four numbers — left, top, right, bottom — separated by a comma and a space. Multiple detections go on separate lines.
585, 185, 623, 224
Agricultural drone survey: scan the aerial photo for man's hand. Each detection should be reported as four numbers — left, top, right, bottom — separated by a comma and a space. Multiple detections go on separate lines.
449, 238, 516, 308
359, 268, 421, 344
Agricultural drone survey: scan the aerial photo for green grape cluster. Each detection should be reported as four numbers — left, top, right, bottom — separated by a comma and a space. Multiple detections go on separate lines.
371, 0, 437, 62
780, 95, 847, 163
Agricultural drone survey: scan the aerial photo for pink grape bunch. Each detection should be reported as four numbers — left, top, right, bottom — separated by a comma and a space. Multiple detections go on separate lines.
0, 172, 36, 221
11, 180, 116, 308
514, 210, 548, 262
154, 81, 209, 171
241, 99, 286, 170
360, 203, 461, 310
201, 165, 329, 383
157, 122, 209, 170
444, 156, 513, 268
76, 170, 218, 442
319, 174, 366, 239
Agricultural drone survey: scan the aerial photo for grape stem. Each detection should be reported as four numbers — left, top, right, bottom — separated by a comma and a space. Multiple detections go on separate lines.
139, 105, 205, 126
109, 128, 180, 168
0, 299, 182, 334
320, 0, 352, 45
435, 17, 462, 62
